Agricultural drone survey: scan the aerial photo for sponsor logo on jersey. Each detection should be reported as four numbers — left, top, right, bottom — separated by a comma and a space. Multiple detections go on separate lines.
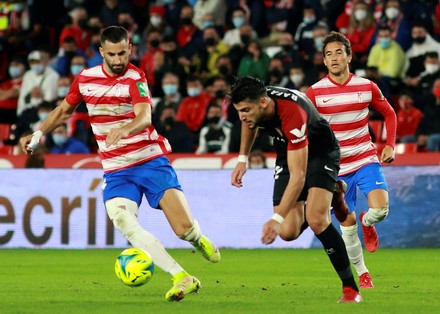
290, 123, 306, 144
137, 82, 150, 97
274, 165, 283, 180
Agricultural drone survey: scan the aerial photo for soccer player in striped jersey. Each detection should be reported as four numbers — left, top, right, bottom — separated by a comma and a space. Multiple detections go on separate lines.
230, 76, 362, 303
306, 31, 397, 289
19, 26, 220, 302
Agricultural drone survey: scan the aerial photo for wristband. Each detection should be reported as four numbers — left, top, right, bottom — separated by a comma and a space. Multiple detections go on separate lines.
28, 130, 43, 151
237, 155, 248, 163
271, 213, 284, 224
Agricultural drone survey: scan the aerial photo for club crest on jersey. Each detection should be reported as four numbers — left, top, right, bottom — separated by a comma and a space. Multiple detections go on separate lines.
137, 82, 150, 97
290, 123, 306, 144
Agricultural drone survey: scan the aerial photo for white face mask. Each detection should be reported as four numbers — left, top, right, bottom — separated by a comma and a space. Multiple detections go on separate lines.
290, 74, 304, 85
354, 9, 367, 21
30, 98, 43, 107
150, 16, 162, 27
425, 63, 439, 74
385, 7, 399, 20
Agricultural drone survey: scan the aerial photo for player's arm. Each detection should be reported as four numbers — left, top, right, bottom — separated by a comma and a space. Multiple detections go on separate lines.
231, 122, 258, 188
370, 82, 397, 163
106, 102, 151, 148
19, 99, 78, 154
261, 146, 307, 244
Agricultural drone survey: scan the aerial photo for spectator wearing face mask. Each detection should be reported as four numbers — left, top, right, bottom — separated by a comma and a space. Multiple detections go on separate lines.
367, 24, 405, 92
414, 52, 440, 97
31, 101, 56, 134
227, 24, 256, 71
372, 0, 411, 51
195, 103, 232, 154
17, 50, 59, 118
49, 123, 90, 154
176, 5, 203, 59
294, 5, 329, 61
190, 26, 229, 80
156, 105, 195, 152
54, 37, 88, 77
139, 30, 162, 91
0, 57, 26, 124
248, 150, 268, 169
68, 55, 87, 80
176, 75, 211, 134
288, 63, 313, 91
345, 0, 377, 69
143, 5, 174, 40
273, 32, 303, 75
223, 6, 258, 47
404, 23, 440, 84
193, 0, 226, 31
153, 72, 182, 126
266, 57, 294, 88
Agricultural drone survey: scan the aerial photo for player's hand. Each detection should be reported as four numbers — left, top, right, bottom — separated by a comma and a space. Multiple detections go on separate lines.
381, 145, 395, 163
19, 134, 34, 155
231, 162, 247, 188
106, 128, 129, 148
261, 219, 281, 244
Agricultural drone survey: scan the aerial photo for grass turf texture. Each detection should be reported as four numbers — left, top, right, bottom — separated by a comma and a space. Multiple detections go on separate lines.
1, 248, 439, 314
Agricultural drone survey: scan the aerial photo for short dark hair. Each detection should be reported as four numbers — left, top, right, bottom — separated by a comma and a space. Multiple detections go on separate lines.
378, 24, 392, 33
100, 26, 128, 45
425, 51, 439, 59
322, 31, 352, 56
230, 76, 267, 104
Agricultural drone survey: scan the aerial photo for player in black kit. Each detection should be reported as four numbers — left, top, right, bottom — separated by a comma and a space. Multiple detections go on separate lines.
230, 76, 362, 303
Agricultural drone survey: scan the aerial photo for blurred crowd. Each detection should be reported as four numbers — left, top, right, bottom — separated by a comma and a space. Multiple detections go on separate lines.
1, 0, 440, 158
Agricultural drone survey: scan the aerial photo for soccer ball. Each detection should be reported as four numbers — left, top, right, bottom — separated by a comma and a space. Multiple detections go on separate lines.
115, 248, 155, 287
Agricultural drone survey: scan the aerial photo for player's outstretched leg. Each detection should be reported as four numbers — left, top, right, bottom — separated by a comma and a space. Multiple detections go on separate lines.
332, 180, 349, 222
165, 271, 201, 302
360, 211, 379, 252
340, 222, 374, 289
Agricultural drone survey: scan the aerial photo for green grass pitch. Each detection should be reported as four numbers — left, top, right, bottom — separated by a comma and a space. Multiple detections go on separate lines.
1, 248, 439, 314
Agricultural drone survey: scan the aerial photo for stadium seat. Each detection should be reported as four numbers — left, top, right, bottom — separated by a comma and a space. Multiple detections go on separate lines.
395, 143, 418, 154
369, 120, 384, 143
0, 124, 13, 155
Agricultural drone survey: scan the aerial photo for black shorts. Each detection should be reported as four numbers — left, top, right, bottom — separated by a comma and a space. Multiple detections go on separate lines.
272, 149, 340, 206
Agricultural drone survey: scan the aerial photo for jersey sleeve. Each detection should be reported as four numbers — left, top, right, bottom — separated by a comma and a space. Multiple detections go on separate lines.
129, 76, 153, 108
282, 103, 309, 151
370, 81, 397, 148
305, 86, 317, 107
65, 73, 84, 106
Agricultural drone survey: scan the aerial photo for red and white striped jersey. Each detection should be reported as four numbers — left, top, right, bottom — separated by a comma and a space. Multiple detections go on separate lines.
66, 63, 172, 173
306, 74, 396, 176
